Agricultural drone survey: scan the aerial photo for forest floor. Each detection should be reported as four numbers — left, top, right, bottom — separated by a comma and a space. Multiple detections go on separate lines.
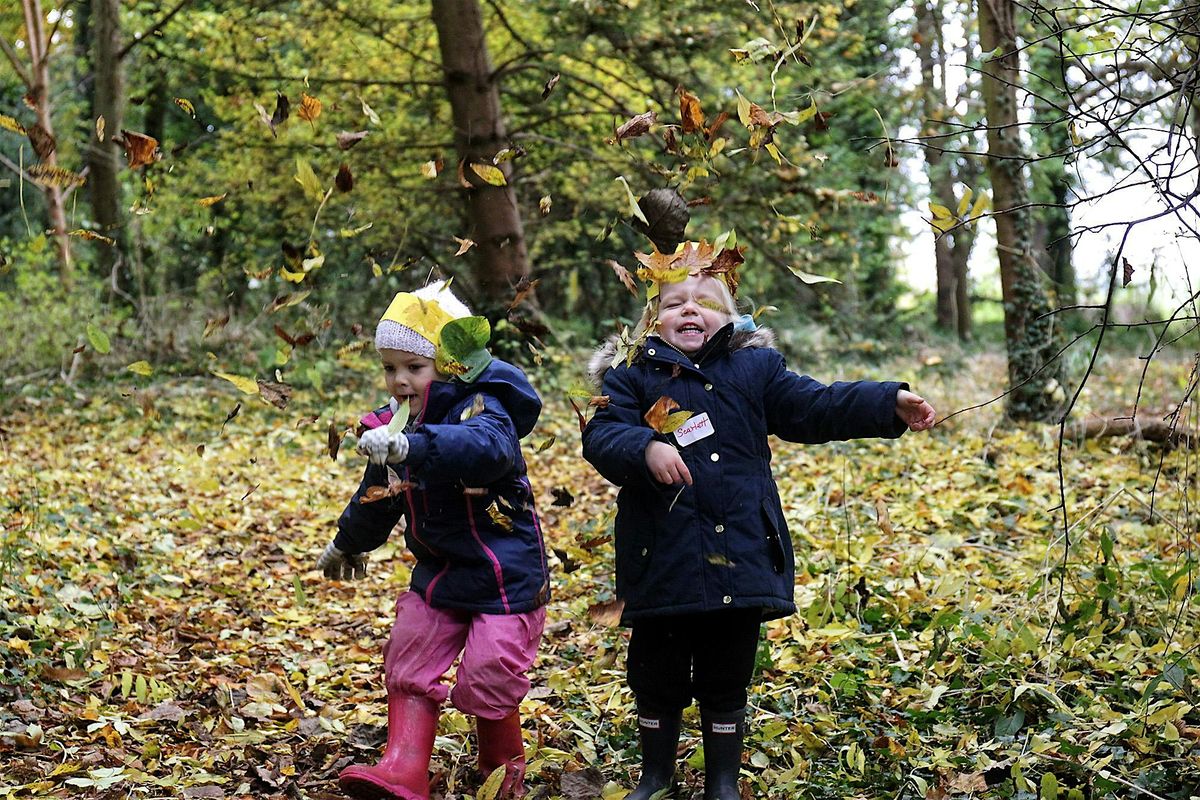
2, 344, 1199, 799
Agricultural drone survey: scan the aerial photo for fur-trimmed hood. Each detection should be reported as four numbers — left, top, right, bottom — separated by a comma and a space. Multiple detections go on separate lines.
587, 324, 777, 389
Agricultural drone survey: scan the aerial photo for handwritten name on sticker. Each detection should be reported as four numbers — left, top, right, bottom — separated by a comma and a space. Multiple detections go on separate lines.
674, 412, 715, 447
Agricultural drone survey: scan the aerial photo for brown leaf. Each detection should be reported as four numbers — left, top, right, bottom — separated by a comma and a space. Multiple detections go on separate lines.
606, 260, 640, 296
40, 665, 87, 683
508, 276, 540, 310
336, 130, 369, 150
453, 236, 476, 256
487, 502, 514, 531
705, 111, 731, 140
561, 767, 607, 800
541, 72, 561, 100
257, 380, 292, 409
610, 110, 657, 144
644, 396, 680, 433
116, 129, 160, 169
551, 487, 574, 507
335, 163, 353, 192
328, 421, 342, 460
28, 164, 85, 188
587, 599, 626, 627
678, 87, 706, 134
203, 313, 230, 339
221, 402, 241, 433
1122, 257, 1134, 287
26, 122, 56, 160
875, 497, 894, 536
360, 466, 413, 503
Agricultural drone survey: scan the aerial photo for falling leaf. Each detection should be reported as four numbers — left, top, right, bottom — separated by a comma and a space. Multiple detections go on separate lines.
420, 158, 443, 179
197, 193, 227, 207
615, 176, 648, 225
550, 486, 574, 507
508, 277, 540, 310
115, 130, 160, 169
486, 502, 514, 531
470, 163, 507, 186
28, 164, 85, 188
587, 598, 625, 626
203, 314, 230, 338
213, 371, 261, 395
875, 497, 894, 536
678, 88, 706, 133
539, 195, 552, 216
270, 93, 290, 134
453, 236, 476, 256
26, 123, 56, 160
1122, 257, 1134, 287
787, 265, 842, 285
336, 130, 369, 150
335, 163, 353, 193
604, 260, 639, 295
95, 116, 105, 141
541, 72, 561, 100
609, 110, 656, 144
174, 97, 196, 118
68, 229, 115, 245
126, 361, 153, 377
644, 396, 681, 433
0, 114, 25, 134
293, 157, 324, 202
492, 145, 526, 164
461, 393, 487, 422
221, 402, 241, 432
297, 92, 322, 126
328, 421, 343, 460
257, 380, 292, 409
86, 323, 111, 354
358, 95, 381, 125
537, 436, 557, 453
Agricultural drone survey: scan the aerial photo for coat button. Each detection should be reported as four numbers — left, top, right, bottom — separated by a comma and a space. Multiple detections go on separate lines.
715, 524, 725, 533
647, 348, 656, 355
722, 595, 732, 604
641, 547, 648, 556
710, 453, 720, 461
693, 363, 701, 369
704, 383, 713, 391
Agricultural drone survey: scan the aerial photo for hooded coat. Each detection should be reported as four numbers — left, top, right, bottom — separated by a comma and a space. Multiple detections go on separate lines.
582, 325, 908, 622
335, 359, 549, 615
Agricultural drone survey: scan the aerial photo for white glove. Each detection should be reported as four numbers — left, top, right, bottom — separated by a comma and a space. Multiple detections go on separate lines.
357, 428, 410, 465
316, 541, 368, 580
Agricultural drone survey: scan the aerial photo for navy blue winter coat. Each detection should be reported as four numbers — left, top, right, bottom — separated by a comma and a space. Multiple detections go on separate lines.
582, 325, 908, 622
335, 359, 549, 615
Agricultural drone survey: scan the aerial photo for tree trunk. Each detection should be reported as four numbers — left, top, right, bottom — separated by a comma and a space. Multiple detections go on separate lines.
86, 0, 130, 301
915, 0, 959, 332
979, 0, 1064, 421
952, 141, 983, 340
429, 0, 530, 314
21, 0, 72, 281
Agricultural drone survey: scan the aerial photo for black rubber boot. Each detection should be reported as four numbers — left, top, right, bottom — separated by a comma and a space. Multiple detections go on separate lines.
700, 708, 745, 800
626, 708, 682, 800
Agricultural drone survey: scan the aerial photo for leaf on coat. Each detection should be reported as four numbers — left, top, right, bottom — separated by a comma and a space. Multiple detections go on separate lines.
460, 394, 486, 422
644, 396, 681, 433
587, 598, 625, 626
360, 467, 412, 504
487, 502, 514, 532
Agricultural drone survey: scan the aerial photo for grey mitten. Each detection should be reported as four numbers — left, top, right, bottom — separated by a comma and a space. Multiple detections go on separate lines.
357, 428, 410, 465
315, 541, 368, 580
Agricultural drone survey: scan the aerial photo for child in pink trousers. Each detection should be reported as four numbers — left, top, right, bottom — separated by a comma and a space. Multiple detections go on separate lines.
316, 281, 549, 800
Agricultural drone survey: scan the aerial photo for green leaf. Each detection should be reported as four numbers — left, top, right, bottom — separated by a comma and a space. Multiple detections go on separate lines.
292, 575, 307, 608
437, 316, 493, 383
294, 157, 324, 202
388, 400, 410, 435
126, 360, 153, 376
1041, 772, 1059, 800
736, 90, 752, 127
86, 323, 111, 354
477, 765, 506, 800
786, 265, 843, 285
470, 163, 507, 186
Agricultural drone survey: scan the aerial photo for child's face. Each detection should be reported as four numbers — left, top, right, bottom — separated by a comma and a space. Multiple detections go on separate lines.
657, 275, 732, 355
380, 349, 441, 418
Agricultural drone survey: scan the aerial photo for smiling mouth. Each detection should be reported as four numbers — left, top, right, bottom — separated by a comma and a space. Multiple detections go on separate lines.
678, 324, 705, 335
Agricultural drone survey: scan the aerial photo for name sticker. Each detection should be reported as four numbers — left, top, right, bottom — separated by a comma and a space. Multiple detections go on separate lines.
674, 412, 715, 447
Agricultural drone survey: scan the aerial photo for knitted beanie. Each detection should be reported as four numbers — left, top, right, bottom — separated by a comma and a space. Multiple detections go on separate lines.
375, 280, 472, 358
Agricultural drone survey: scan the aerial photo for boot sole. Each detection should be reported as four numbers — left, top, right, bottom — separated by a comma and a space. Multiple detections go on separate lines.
338, 771, 428, 800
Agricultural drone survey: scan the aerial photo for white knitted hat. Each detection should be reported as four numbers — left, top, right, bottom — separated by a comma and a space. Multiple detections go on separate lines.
374, 280, 472, 357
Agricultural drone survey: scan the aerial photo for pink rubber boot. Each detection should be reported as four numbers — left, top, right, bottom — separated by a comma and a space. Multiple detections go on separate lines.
338, 694, 438, 800
477, 711, 527, 798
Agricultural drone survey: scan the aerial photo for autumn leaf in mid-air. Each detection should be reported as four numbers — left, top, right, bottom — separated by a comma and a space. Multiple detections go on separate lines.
360, 466, 413, 504
677, 87, 706, 134
588, 598, 626, 626
607, 260, 639, 296
609, 110, 656, 144
336, 130, 369, 150
453, 236, 477, 256
508, 276, 540, 310
115, 130, 160, 169
335, 163, 353, 193
644, 396, 680, 433
297, 92, 322, 127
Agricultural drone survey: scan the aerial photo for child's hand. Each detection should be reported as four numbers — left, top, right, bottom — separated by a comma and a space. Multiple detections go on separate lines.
646, 441, 693, 486
357, 428, 410, 465
315, 541, 368, 580
896, 389, 936, 431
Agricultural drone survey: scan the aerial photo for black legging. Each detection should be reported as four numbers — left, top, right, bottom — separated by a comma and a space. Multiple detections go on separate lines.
626, 608, 762, 714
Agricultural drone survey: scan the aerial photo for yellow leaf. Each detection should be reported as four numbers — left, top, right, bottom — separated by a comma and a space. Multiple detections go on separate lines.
126, 361, 153, 376
0, 114, 25, 134
297, 92, 322, 124
173, 97, 196, 118
956, 188, 973, 218
663, 410, 694, 434
68, 229, 115, 245
765, 142, 782, 164
294, 157, 324, 202
736, 90, 752, 127
420, 160, 441, 179
197, 193, 227, 207
968, 191, 991, 221
928, 202, 954, 219
539, 195, 552, 216
358, 94, 381, 125
1069, 121, 1082, 146
95, 116, 105, 142
470, 163, 507, 186
931, 217, 957, 234
615, 176, 648, 225
280, 266, 307, 283
477, 765, 507, 800
213, 371, 261, 395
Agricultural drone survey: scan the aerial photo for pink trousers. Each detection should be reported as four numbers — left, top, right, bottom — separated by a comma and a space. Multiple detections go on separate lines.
383, 591, 546, 720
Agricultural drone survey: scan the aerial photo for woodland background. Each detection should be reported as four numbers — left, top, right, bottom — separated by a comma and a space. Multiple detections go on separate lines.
2, 1, 1200, 799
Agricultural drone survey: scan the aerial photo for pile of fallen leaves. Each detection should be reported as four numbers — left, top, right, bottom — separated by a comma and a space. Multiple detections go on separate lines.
2, 347, 1198, 799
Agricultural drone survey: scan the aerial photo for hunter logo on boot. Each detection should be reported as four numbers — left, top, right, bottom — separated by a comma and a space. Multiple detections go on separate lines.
710, 722, 738, 734
638, 717, 662, 729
